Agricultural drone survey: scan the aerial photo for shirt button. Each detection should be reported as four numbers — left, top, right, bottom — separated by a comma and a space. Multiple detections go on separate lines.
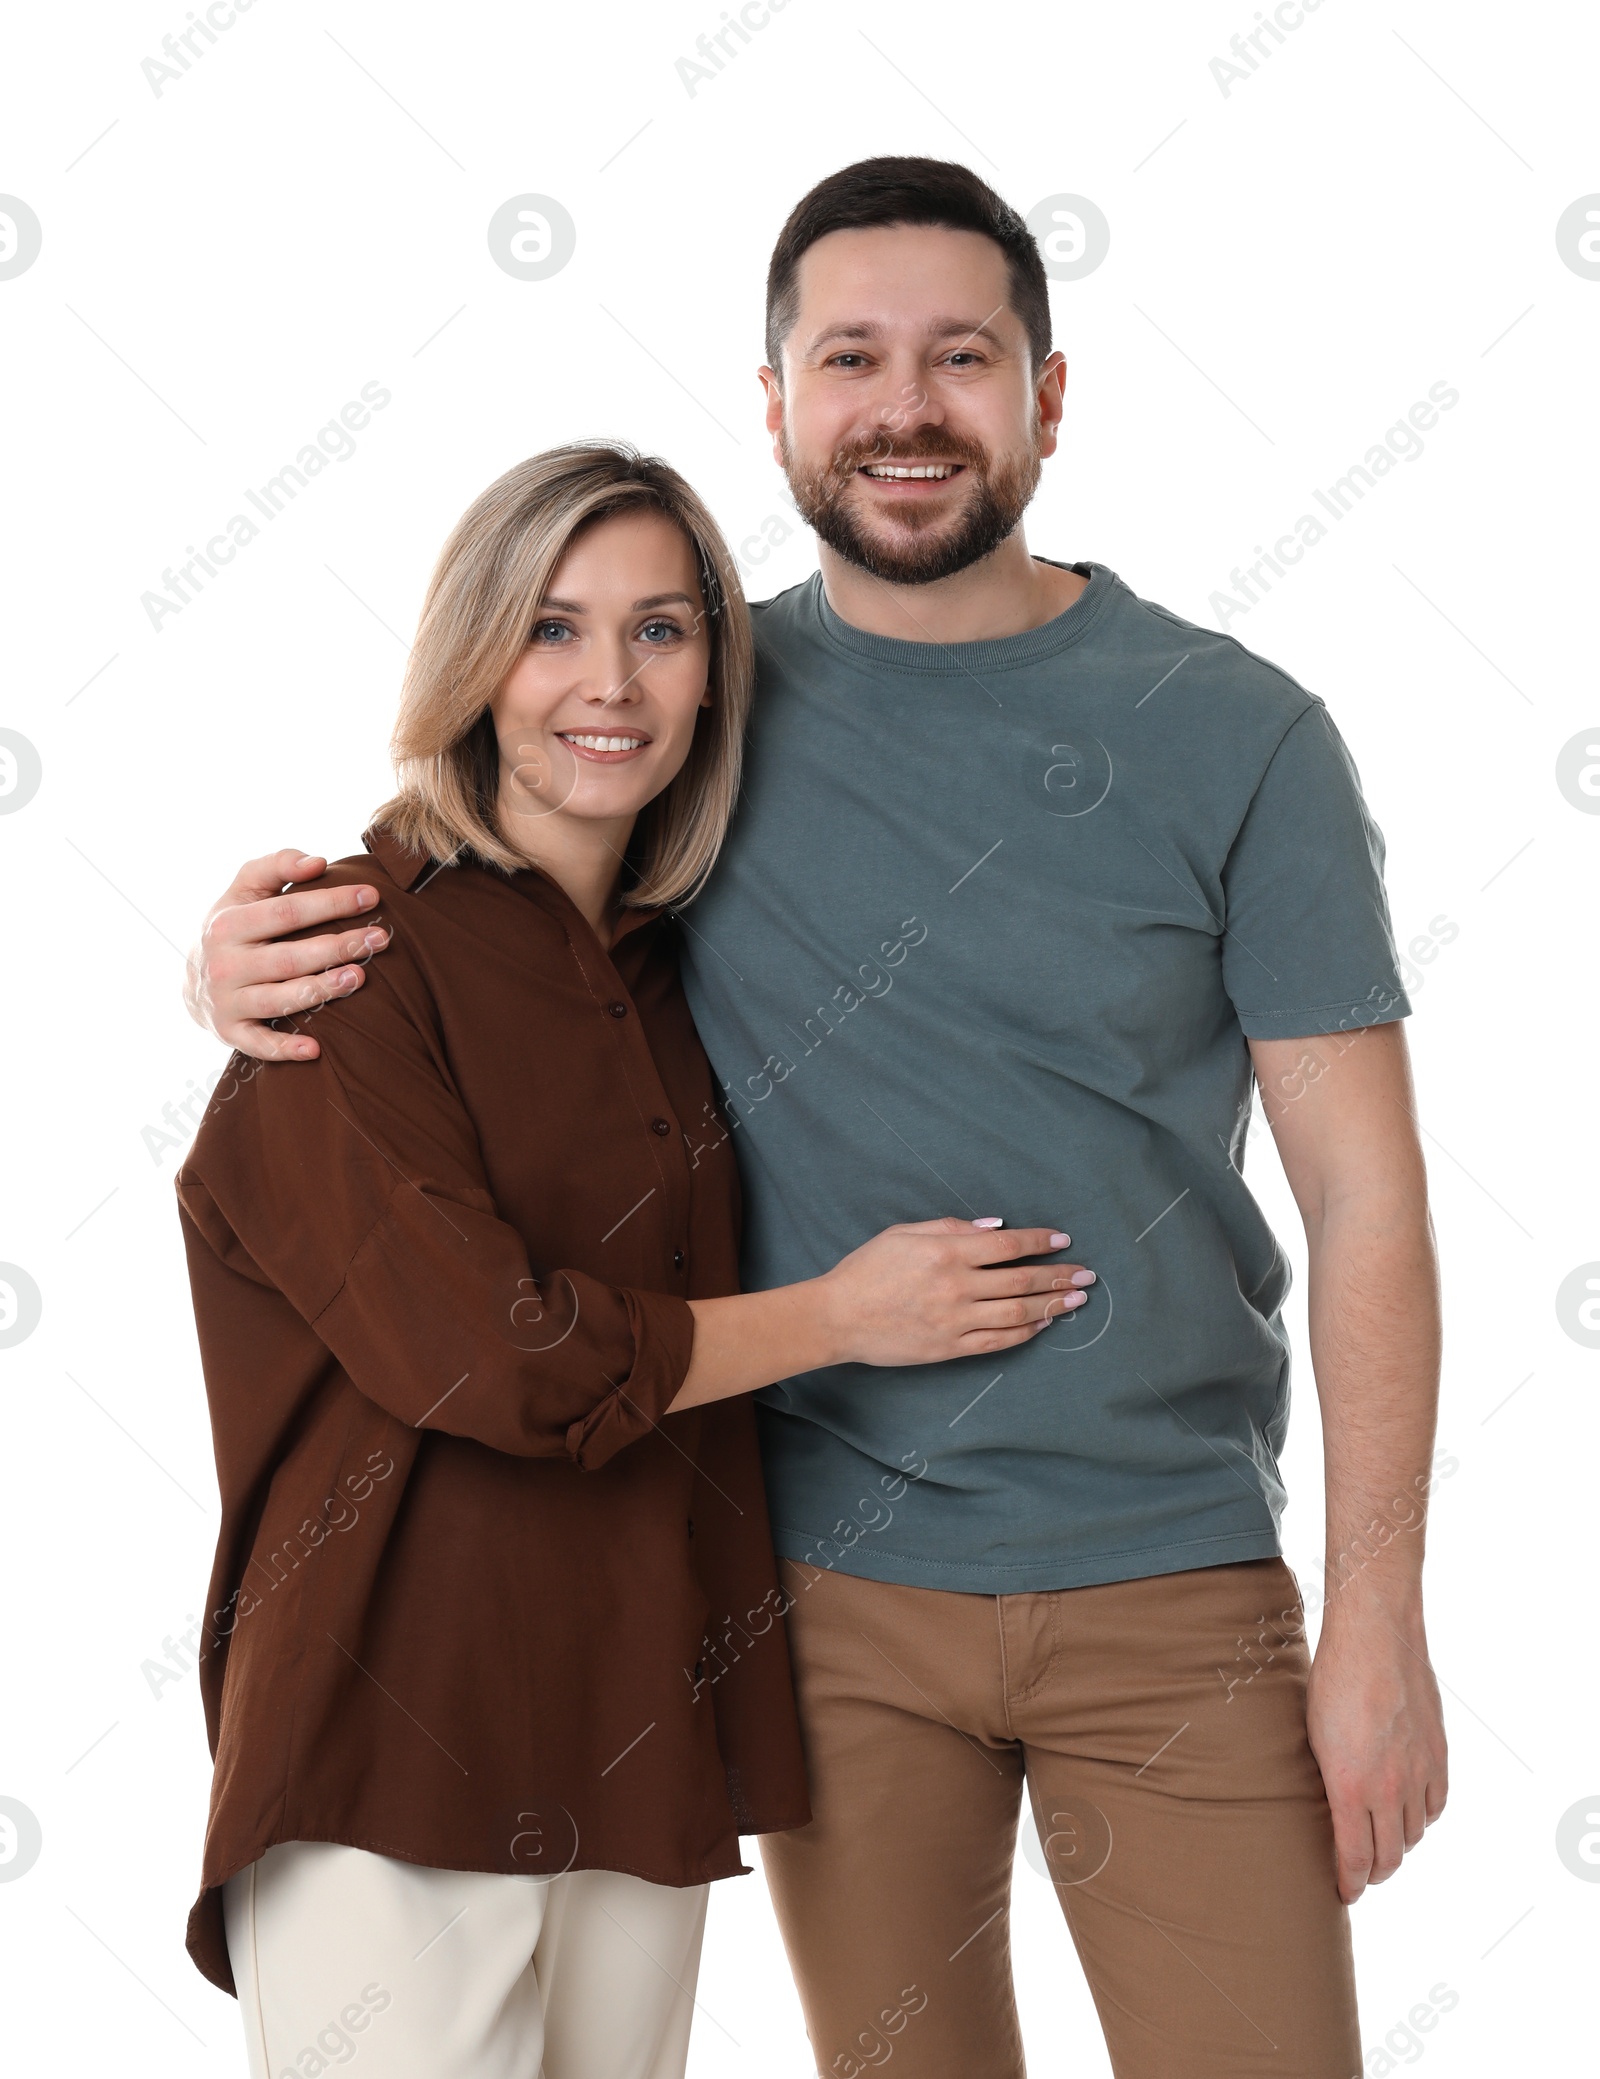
606, 1001, 628, 1019
673, 1248, 685, 1270
650, 1117, 671, 1136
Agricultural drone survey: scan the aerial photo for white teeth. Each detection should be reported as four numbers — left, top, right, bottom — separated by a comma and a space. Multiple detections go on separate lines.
863, 463, 956, 479
563, 733, 645, 751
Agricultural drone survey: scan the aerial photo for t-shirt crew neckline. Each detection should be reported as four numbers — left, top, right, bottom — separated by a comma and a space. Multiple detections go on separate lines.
806, 557, 1116, 677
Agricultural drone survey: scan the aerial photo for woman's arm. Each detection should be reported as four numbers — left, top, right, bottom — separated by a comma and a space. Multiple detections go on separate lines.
182, 903, 1093, 1469
671, 1218, 1090, 1412
180, 886, 723, 1472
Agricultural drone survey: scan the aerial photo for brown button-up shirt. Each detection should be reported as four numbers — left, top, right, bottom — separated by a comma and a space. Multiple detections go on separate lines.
176, 829, 810, 1993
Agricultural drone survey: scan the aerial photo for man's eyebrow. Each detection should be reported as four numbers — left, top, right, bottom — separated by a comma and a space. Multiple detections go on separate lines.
804, 315, 1010, 356
927, 313, 1008, 351
805, 321, 879, 354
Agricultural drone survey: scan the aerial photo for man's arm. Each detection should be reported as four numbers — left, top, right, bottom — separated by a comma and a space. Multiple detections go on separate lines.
1250, 1019, 1448, 1904
184, 849, 390, 1060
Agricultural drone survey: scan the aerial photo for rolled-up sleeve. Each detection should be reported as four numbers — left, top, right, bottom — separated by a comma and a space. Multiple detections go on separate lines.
177, 958, 696, 1469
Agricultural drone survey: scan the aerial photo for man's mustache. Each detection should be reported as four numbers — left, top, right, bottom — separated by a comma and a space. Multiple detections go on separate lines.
821, 430, 993, 482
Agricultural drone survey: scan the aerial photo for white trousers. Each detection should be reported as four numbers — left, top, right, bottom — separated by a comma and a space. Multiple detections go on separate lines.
223, 1842, 710, 2079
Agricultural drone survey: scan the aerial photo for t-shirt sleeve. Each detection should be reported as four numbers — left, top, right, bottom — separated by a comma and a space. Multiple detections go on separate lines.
1220, 699, 1411, 1040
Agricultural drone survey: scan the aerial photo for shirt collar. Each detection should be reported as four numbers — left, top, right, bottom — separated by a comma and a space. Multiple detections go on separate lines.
361, 823, 434, 891
360, 823, 666, 945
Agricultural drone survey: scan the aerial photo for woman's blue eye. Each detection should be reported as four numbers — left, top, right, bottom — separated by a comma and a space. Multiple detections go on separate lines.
640, 619, 680, 642
530, 620, 570, 643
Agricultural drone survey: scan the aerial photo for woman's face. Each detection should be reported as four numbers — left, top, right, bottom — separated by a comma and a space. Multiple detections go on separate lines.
490, 508, 712, 840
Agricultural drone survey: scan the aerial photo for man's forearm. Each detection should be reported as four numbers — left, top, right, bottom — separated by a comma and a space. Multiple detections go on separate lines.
1250, 1022, 1449, 1897
1305, 1184, 1442, 1628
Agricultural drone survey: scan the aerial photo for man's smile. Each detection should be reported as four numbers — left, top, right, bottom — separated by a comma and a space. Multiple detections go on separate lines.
854, 459, 968, 500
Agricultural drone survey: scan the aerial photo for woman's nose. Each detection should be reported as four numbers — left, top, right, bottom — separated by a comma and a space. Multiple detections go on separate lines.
585, 641, 647, 707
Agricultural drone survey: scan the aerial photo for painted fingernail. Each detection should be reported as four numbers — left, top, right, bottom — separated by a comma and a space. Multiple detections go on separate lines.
972, 1216, 1004, 1228
1049, 1232, 1070, 1249
1063, 1292, 1086, 1309
1070, 1269, 1096, 1287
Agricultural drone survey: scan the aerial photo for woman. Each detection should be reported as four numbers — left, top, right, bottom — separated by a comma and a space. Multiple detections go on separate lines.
177, 442, 1089, 2079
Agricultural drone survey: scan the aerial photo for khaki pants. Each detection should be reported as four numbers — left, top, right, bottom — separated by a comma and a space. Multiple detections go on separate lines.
761, 1556, 1361, 2079
224, 1842, 709, 2079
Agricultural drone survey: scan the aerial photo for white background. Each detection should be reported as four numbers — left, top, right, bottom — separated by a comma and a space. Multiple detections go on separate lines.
2, 1, 1597, 2073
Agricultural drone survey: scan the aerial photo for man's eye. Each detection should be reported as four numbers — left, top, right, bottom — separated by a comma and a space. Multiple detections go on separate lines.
826, 353, 868, 369
945, 351, 983, 367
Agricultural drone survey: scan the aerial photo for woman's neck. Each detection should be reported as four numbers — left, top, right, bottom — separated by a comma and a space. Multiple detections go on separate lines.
497, 800, 635, 946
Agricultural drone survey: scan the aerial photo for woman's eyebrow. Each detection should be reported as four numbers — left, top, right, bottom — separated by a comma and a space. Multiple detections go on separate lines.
537, 593, 696, 613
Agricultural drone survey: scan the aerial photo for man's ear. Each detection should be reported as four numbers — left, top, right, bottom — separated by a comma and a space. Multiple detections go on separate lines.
1035, 349, 1068, 460
758, 364, 785, 460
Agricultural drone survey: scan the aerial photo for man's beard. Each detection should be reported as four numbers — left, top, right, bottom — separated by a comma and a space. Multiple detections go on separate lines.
781, 423, 1042, 586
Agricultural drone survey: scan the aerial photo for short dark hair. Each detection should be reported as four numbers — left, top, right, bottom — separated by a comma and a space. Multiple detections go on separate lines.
764, 156, 1052, 376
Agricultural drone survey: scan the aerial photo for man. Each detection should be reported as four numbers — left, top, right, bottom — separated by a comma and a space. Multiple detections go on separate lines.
185, 158, 1446, 2077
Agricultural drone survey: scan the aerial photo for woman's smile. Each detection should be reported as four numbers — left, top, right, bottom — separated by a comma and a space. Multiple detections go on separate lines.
556, 728, 654, 762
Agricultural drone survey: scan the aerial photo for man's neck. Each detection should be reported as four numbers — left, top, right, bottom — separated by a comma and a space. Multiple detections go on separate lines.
816, 530, 1089, 646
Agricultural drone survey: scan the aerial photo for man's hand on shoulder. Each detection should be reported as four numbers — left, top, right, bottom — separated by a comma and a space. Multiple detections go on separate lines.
183, 848, 390, 1062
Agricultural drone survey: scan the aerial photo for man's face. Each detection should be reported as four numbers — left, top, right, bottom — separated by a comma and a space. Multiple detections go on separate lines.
763, 223, 1065, 586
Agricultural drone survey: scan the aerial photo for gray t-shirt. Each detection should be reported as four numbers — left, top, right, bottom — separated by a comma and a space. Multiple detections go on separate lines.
680, 562, 1410, 1593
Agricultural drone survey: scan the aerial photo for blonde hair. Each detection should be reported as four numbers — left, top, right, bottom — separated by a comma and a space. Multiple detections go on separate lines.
372, 442, 754, 908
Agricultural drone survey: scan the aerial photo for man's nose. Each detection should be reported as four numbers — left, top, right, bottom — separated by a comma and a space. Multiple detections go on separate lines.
872, 355, 947, 440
